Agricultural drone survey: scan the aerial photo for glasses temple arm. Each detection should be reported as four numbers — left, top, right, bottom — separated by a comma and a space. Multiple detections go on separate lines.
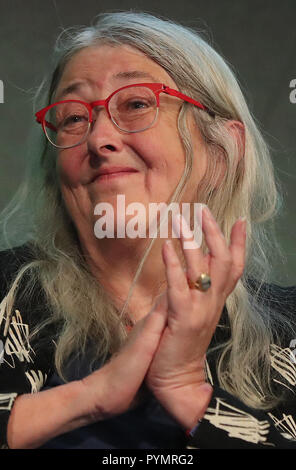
162, 86, 215, 118
35, 113, 57, 132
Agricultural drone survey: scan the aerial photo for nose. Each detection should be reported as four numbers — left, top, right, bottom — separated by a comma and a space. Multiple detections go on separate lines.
86, 106, 124, 157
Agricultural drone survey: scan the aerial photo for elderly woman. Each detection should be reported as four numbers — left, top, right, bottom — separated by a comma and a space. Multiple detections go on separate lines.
0, 12, 295, 449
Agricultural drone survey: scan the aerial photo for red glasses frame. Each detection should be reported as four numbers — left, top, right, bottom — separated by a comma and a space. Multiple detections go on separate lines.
35, 82, 214, 145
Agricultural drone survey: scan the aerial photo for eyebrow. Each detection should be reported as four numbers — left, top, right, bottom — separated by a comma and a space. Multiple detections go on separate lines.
56, 71, 161, 100
113, 71, 160, 82
55, 82, 87, 101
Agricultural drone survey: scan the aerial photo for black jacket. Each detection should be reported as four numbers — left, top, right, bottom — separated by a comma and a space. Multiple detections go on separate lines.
0, 244, 295, 449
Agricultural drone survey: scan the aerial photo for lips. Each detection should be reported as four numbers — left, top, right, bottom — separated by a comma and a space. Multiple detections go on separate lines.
91, 167, 139, 183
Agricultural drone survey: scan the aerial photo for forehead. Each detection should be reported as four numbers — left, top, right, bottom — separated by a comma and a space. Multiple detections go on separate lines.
55, 44, 177, 99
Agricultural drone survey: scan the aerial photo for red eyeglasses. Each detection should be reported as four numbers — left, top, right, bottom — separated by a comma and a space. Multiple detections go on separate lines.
35, 82, 214, 149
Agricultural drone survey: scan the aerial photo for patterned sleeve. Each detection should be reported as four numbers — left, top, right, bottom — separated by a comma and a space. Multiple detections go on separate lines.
0, 246, 54, 448
185, 283, 296, 449
185, 385, 296, 449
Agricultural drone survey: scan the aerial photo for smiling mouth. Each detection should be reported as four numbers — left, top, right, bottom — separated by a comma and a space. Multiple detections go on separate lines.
92, 169, 139, 183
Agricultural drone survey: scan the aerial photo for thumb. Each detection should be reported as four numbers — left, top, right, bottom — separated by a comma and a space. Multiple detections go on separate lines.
120, 294, 167, 361
150, 290, 168, 317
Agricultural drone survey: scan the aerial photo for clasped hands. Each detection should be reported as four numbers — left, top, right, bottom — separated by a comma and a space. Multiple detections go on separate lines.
82, 206, 246, 430
143, 205, 247, 430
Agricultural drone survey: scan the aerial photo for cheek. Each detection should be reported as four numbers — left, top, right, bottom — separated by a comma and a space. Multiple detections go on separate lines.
131, 127, 185, 174
57, 150, 83, 187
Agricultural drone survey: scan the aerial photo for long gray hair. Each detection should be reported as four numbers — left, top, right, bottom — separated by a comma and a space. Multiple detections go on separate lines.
1, 11, 295, 409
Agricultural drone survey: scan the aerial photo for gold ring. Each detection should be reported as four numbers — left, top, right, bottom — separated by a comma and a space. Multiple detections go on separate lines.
187, 273, 211, 292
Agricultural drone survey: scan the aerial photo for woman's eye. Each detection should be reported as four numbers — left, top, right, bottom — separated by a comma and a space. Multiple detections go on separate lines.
128, 100, 148, 110
63, 114, 86, 126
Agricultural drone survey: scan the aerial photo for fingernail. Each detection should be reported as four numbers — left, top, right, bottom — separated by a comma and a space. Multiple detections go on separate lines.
201, 204, 211, 219
238, 216, 247, 234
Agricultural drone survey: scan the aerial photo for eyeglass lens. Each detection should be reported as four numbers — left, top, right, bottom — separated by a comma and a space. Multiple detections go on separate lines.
44, 86, 158, 148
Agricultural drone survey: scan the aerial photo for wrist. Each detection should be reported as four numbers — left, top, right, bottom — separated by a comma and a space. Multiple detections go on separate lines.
6, 379, 105, 449
80, 367, 111, 424
154, 383, 213, 431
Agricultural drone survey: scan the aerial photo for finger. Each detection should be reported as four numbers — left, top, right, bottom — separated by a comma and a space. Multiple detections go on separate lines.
151, 291, 169, 317
172, 213, 208, 283
201, 206, 232, 291
162, 240, 191, 315
124, 300, 168, 356
227, 218, 246, 291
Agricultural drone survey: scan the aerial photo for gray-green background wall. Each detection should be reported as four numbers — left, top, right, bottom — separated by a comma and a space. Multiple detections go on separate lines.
0, 0, 295, 283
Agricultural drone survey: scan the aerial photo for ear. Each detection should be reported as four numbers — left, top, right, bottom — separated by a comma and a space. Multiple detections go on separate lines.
209, 120, 245, 189
225, 120, 245, 162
